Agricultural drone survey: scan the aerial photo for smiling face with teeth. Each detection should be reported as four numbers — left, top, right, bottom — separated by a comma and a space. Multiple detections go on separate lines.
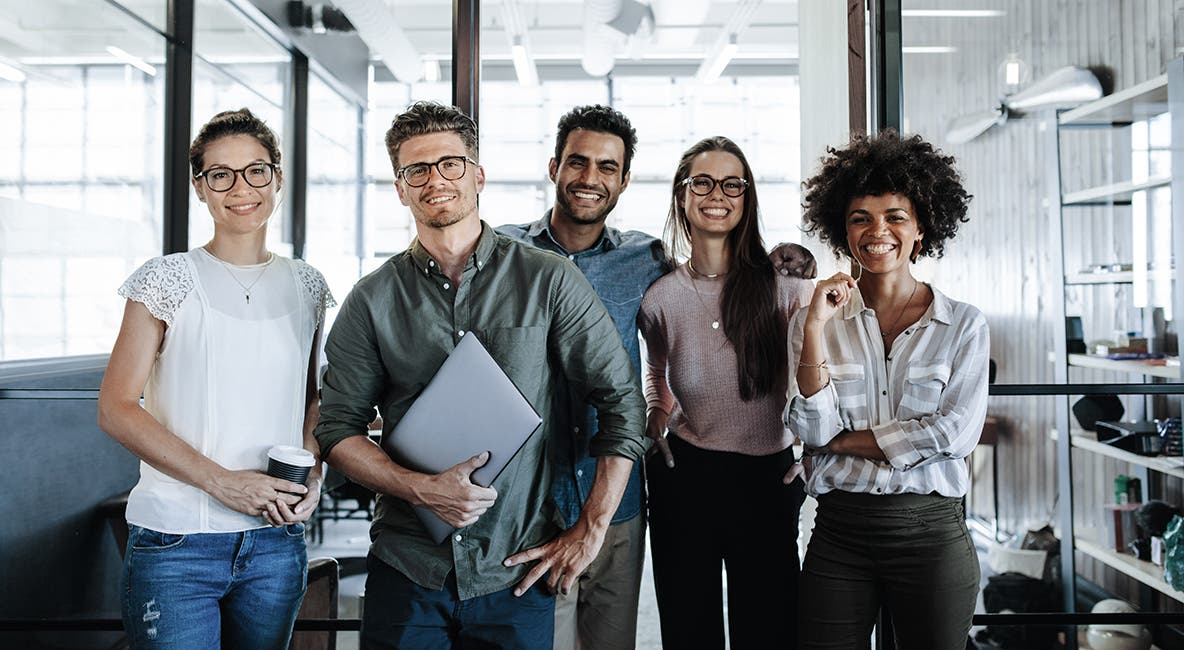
845, 192, 923, 276
395, 131, 484, 231
679, 150, 746, 242
192, 134, 281, 237
550, 128, 630, 227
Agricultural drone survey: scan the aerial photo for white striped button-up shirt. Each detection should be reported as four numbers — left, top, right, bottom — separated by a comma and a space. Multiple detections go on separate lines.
784, 285, 990, 497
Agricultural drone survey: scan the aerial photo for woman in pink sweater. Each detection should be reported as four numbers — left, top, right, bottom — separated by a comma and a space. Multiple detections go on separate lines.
638, 136, 813, 649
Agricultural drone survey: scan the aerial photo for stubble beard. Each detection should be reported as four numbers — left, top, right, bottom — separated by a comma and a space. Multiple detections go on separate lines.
555, 186, 618, 226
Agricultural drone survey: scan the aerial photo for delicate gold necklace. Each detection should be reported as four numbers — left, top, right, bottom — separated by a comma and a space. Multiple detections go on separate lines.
877, 278, 919, 340
686, 262, 722, 330
205, 246, 274, 304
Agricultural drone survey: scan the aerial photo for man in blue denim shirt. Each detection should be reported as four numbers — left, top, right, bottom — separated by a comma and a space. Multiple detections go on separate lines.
499, 106, 817, 649
498, 105, 660, 650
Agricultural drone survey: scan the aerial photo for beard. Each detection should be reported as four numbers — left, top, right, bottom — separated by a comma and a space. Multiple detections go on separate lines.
554, 184, 619, 225
411, 191, 478, 230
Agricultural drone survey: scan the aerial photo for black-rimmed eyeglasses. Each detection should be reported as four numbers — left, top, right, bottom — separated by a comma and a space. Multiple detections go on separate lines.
195, 162, 278, 192
682, 174, 749, 197
397, 156, 476, 188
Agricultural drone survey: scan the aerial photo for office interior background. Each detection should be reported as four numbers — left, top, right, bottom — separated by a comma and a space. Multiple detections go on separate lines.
1, 0, 1183, 648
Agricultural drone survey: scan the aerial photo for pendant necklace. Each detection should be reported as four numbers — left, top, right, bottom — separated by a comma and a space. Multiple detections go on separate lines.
878, 278, 919, 341
687, 260, 722, 330
207, 246, 274, 304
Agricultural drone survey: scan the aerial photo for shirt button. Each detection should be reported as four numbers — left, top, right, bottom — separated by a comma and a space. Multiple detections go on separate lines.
881, 390, 887, 396
576, 469, 584, 477
457, 330, 465, 337
443, 282, 451, 290
875, 488, 883, 493
568, 255, 575, 261
573, 426, 580, 433
454, 534, 462, 542
477, 261, 483, 269
429, 260, 435, 267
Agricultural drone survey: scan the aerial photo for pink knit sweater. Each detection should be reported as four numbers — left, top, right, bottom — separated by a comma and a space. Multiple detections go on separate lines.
638, 264, 813, 456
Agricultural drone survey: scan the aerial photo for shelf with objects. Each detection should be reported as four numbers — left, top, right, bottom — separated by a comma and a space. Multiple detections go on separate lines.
1050, 56, 1184, 615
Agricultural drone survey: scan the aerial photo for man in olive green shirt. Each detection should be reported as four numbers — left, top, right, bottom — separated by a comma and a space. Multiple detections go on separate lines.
313, 101, 646, 649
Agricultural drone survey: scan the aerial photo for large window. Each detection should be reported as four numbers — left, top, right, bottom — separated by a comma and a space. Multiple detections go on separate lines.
477, 1, 802, 249
361, 0, 453, 272
305, 72, 363, 301
0, 1, 166, 360
189, 0, 292, 253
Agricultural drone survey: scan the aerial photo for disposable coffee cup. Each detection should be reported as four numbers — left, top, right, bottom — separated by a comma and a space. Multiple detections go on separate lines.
267, 445, 316, 485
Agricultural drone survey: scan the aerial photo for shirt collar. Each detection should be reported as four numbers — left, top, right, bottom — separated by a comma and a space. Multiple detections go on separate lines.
527, 209, 620, 255
843, 282, 953, 327
408, 220, 497, 275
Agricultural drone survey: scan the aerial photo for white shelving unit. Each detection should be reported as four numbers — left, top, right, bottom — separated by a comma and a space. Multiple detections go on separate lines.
1050, 57, 1184, 611
1067, 354, 1181, 379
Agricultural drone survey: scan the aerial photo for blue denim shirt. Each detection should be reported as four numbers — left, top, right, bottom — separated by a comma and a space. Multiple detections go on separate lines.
498, 212, 670, 527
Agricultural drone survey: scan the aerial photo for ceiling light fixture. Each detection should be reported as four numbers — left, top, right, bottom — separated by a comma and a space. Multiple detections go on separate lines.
423, 58, 441, 83
511, 36, 539, 87
696, 33, 738, 84
902, 46, 958, 54
106, 46, 156, 76
901, 10, 1006, 18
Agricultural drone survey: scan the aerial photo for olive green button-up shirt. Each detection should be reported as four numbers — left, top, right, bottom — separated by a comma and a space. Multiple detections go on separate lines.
314, 222, 646, 600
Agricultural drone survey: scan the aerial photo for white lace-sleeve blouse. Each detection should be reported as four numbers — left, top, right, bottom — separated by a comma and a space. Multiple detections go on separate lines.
117, 248, 335, 534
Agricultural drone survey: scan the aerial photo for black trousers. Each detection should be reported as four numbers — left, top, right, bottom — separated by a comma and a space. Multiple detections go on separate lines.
799, 491, 980, 650
647, 433, 805, 650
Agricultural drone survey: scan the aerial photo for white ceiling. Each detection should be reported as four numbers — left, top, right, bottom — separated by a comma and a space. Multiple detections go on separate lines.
0, 1, 800, 70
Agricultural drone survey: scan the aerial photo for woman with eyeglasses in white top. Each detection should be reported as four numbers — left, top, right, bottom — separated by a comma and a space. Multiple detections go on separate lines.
639, 136, 813, 649
98, 108, 333, 649
788, 130, 988, 649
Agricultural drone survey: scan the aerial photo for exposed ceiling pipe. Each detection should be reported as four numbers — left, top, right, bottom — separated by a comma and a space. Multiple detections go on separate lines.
694, 0, 761, 82
331, 0, 422, 83
582, 0, 623, 77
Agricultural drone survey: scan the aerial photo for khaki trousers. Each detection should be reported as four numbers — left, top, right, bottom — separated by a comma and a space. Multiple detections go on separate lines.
552, 514, 646, 650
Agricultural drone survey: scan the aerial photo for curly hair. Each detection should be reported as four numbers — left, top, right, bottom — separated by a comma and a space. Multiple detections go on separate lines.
801, 130, 971, 260
554, 105, 638, 178
189, 108, 281, 177
384, 101, 478, 172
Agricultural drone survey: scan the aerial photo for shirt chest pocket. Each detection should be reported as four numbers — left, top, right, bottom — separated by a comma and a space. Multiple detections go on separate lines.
899, 362, 951, 416
829, 362, 868, 429
479, 326, 549, 397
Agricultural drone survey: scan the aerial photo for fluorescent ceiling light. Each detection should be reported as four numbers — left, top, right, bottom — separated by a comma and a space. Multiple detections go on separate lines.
0, 61, 25, 83
511, 36, 538, 87
696, 34, 738, 83
901, 10, 1005, 18
423, 58, 441, 83
106, 46, 156, 76
902, 46, 958, 54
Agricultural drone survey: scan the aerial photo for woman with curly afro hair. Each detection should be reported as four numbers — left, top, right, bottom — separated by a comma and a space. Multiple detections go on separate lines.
786, 130, 990, 649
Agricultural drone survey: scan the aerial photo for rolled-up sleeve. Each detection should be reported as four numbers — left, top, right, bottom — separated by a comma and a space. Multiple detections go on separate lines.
873, 315, 990, 471
784, 309, 845, 447
549, 264, 647, 462
314, 288, 386, 458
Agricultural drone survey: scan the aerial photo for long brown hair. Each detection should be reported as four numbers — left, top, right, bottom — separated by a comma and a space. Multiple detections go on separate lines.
664, 136, 784, 401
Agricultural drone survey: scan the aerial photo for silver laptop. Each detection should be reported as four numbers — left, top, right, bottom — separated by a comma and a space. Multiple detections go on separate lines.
381, 331, 542, 543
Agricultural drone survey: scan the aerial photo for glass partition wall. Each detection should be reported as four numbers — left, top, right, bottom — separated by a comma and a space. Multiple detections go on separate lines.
0, 0, 166, 360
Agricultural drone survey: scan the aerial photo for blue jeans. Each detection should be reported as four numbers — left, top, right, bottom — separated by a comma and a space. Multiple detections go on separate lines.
361, 553, 555, 649
121, 524, 308, 649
